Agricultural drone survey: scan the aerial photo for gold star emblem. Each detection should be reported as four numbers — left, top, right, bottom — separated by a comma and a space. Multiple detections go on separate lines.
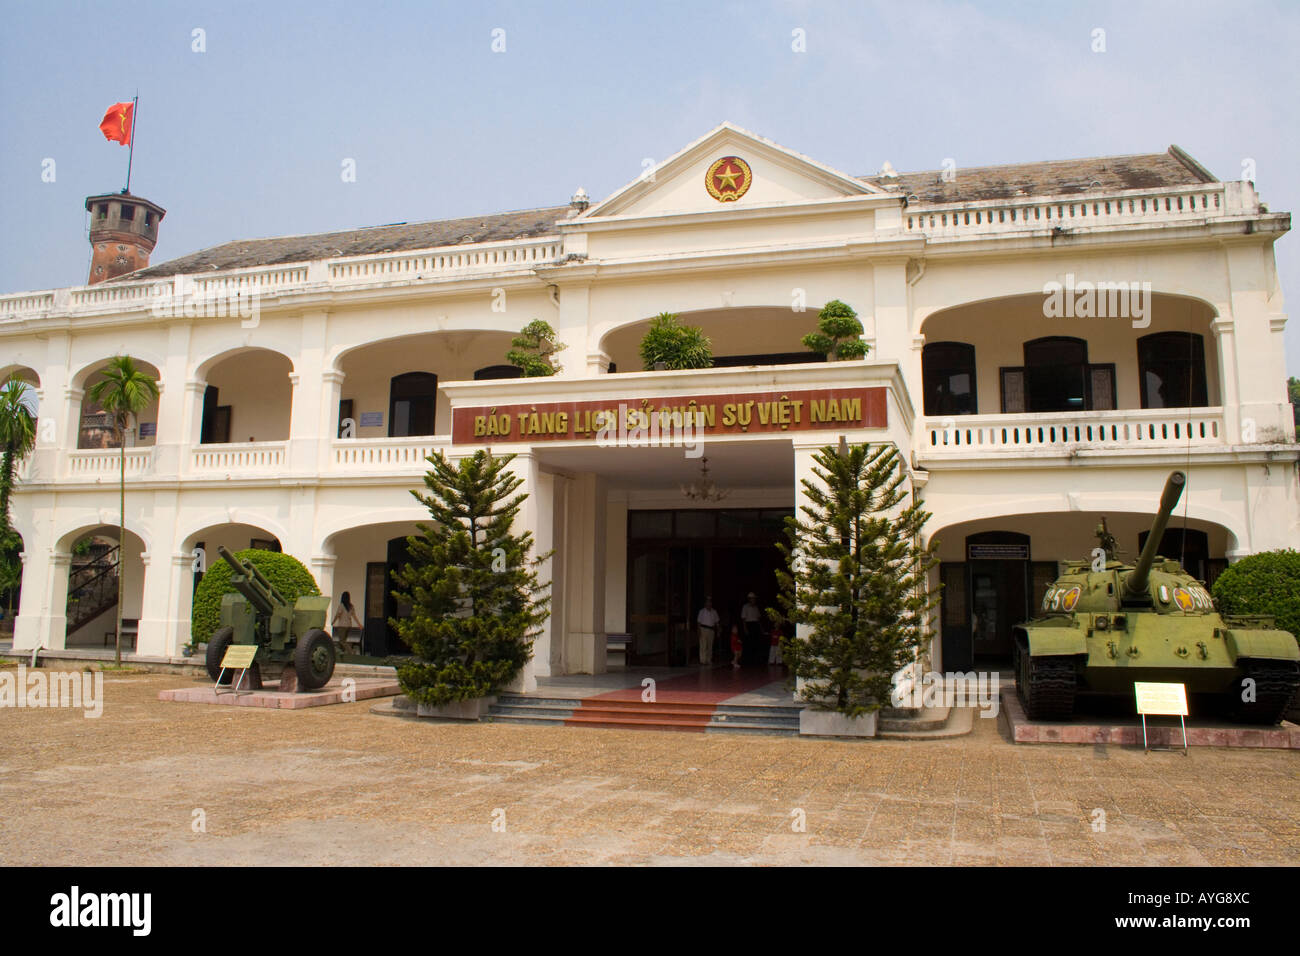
705, 156, 752, 202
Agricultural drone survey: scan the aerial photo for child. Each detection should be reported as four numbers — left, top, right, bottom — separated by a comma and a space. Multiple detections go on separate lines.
730, 624, 743, 669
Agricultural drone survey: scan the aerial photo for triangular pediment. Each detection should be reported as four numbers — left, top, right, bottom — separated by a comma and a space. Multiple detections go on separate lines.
583, 122, 887, 220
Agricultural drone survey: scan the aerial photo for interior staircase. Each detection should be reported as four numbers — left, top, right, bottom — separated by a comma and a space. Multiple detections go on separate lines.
489, 693, 801, 735
65, 546, 119, 636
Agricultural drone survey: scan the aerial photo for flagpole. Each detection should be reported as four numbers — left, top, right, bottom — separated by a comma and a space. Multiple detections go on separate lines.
124, 93, 138, 194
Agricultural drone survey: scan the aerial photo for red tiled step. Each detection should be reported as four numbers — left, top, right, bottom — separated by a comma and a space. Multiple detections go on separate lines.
566, 697, 717, 730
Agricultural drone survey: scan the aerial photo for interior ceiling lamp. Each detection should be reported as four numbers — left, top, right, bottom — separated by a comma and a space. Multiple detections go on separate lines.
681, 456, 729, 502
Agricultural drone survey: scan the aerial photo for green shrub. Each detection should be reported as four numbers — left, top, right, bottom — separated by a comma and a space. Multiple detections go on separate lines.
506, 319, 566, 377
802, 299, 868, 361
190, 549, 319, 644
1211, 549, 1300, 638
638, 312, 712, 370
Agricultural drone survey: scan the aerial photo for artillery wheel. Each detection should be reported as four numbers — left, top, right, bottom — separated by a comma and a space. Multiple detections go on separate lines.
205, 627, 236, 684
294, 628, 335, 690
1228, 659, 1300, 726
1014, 633, 1077, 721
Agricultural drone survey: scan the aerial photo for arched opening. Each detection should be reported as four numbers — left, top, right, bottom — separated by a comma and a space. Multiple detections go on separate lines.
75, 358, 162, 449
62, 526, 146, 649
180, 522, 285, 646
600, 307, 824, 372
929, 511, 1232, 671
325, 520, 425, 658
336, 330, 516, 439
198, 349, 293, 444
919, 292, 1219, 415
474, 364, 523, 381
0, 530, 22, 641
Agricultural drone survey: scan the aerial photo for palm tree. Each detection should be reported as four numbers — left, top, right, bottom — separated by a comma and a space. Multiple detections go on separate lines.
87, 357, 159, 664
0, 375, 38, 624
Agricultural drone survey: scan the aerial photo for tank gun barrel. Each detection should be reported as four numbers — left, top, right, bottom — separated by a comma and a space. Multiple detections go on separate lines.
1122, 471, 1186, 601
216, 545, 285, 616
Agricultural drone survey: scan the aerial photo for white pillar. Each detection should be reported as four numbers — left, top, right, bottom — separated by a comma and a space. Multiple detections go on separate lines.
502, 452, 552, 691
560, 472, 606, 674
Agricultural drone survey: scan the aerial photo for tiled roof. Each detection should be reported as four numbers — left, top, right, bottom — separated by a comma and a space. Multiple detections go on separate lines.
128, 147, 1216, 279
129, 205, 570, 279
861, 147, 1215, 204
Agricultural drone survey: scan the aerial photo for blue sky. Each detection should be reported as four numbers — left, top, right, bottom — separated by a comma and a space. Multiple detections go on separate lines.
3, 0, 1298, 375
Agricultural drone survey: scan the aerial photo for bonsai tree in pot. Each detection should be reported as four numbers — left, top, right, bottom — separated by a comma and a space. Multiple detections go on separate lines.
392, 449, 551, 712
801, 300, 869, 361
638, 312, 712, 370
506, 320, 566, 377
772, 441, 937, 730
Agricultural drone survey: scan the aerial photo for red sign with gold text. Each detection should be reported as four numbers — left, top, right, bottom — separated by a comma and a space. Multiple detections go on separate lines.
452, 387, 886, 444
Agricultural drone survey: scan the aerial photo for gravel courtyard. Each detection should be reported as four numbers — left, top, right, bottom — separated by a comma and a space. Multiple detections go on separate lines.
1, 671, 1297, 866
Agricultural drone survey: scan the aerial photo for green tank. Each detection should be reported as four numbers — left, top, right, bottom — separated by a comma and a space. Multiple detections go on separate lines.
1013, 471, 1300, 724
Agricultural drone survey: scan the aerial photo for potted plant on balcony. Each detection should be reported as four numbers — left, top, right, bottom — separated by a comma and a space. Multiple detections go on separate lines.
772, 441, 937, 737
638, 312, 712, 370
392, 449, 551, 719
801, 300, 869, 362
505, 320, 566, 377
87, 356, 159, 665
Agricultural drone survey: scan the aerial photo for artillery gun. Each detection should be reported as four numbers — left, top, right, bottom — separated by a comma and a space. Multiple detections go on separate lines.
203, 546, 335, 690
1013, 471, 1300, 723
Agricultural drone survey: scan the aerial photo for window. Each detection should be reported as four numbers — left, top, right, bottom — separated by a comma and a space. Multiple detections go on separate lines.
922, 342, 977, 415
1138, 332, 1208, 408
119, 204, 134, 221
1001, 337, 1115, 413
388, 372, 437, 437
711, 352, 823, 369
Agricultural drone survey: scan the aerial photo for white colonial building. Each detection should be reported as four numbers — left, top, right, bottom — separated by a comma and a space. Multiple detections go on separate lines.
2, 123, 1296, 684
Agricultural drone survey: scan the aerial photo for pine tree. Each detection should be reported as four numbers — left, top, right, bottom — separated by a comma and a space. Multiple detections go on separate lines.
772, 442, 938, 717
392, 449, 551, 706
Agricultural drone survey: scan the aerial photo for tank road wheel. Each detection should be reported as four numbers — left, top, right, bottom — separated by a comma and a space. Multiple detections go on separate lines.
205, 627, 236, 683
1229, 659, 1300, 726
1014, 634, 1077, 721
294, 628, 336, 691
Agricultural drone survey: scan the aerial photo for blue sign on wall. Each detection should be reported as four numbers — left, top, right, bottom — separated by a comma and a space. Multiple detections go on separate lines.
360, 412, 384, 428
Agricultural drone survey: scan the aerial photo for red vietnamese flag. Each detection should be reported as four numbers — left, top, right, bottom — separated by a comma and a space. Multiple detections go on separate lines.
99, 101, 133, 145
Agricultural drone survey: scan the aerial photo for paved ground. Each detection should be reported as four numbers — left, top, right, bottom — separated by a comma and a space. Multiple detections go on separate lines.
1, 671, 1296, 866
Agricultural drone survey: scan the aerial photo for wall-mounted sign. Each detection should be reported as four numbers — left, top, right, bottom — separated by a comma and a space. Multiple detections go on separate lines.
706, 156, 752, 203
968, 543, 1029, 560
138, 422, 156, 437
359, 412, 384, 428
452, 386, 886, 445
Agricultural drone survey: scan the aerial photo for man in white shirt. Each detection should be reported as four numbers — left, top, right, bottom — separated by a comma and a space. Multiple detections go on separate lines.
696, 596, 720, 665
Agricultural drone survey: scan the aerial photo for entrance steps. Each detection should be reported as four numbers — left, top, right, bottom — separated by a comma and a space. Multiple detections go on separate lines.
489, 694, 800, 735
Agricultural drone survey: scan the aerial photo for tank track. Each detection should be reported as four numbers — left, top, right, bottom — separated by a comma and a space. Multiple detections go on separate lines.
1014, 635, 1077, 721
1230, 659, 1300, 726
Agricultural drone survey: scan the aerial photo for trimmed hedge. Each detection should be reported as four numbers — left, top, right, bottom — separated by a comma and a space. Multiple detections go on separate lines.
1211, 548, 1300, 638
190, 549, 320, 645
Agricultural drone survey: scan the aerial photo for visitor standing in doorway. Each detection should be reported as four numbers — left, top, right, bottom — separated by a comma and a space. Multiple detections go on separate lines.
332, 591, 362, 655
729, 624, 743, 669
741, 591, 762, 662
696, 596, 720, 666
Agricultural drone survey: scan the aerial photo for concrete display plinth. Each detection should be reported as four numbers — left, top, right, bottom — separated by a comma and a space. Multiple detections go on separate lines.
159, 677, 399, 709
415, 696, 496, 720
1000, 688, 1300, 749
799, 709, 878, 738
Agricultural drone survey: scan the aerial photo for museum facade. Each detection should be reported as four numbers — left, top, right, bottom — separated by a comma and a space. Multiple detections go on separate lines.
2, 123, 1296, 687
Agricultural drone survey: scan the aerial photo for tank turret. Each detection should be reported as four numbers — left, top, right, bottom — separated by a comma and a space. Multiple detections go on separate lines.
1121, 470, 1185, 602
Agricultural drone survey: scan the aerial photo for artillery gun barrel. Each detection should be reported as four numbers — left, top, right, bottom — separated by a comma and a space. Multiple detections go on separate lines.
215, 545, 284, 615
1122, 471, 1186, 600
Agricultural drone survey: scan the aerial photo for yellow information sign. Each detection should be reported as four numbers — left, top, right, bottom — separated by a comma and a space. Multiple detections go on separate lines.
220, 645, 259, 669
1133, 681, 1188, 716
